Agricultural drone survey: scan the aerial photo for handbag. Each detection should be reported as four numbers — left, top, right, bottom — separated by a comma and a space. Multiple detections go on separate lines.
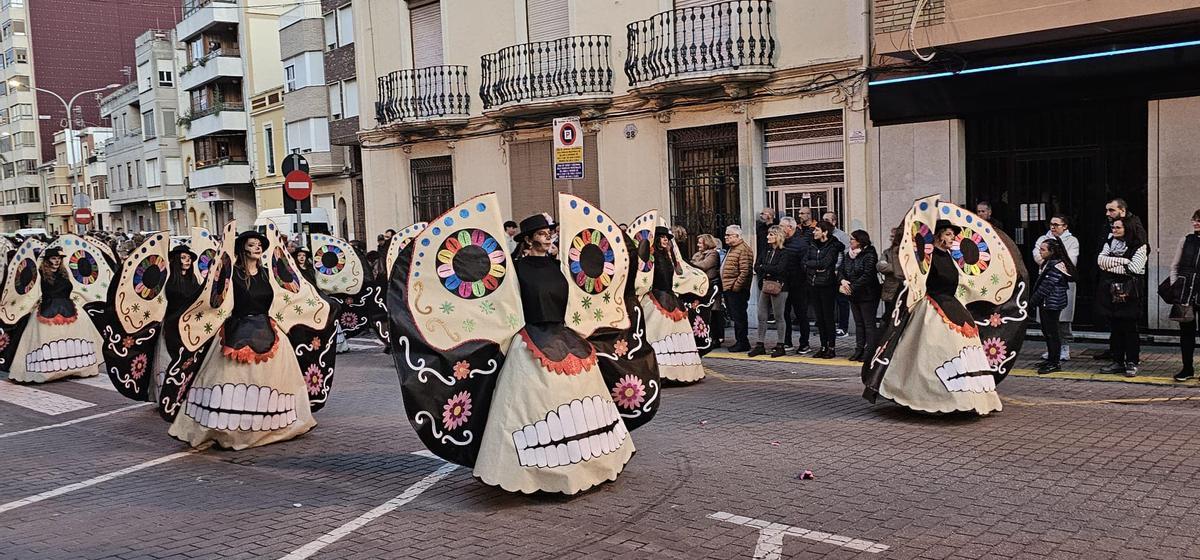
1158, 277, 1185, 305
1110, 278, 1138, 304
761, 279, 783, 296
1169, 303, 1195, 323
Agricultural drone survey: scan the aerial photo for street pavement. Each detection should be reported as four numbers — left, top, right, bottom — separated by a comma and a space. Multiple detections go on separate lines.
2, 337, 1200, 559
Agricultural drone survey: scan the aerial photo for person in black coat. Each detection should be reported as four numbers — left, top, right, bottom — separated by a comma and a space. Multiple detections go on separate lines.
749, 225, 791, 358
805, 220, 845, 359
1170, 208, 1200, 381
780, 216, 813, 354
1030, 237, 1075, 375
839, 230, 880, 362
165, 245, 202, 318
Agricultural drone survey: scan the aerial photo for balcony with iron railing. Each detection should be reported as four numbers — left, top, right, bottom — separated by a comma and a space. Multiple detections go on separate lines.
179, 47, 244, 92
480, 35, 612, 117
375, 65, 470, 130
626, 0, 775, 94
179, 0, 239, 42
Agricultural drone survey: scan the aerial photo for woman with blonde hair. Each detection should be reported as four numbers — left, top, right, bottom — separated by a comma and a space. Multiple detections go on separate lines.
750, 225, 790, 358
692, 233, 724, 347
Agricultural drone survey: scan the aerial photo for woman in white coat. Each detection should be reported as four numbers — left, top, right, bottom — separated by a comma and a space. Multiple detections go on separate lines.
1032, 214, 1079, 361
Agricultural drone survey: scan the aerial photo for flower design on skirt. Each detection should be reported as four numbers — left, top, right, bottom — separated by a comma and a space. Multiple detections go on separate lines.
442, 391, 472, 431
988, 313, 1003, 328
613, 338, 629, 358
130, 354, 148, 380
453, 360, 471, 380
612, 375, 647, 410
982, 337, 1008, 367
122, 335, 136, 349
693, 316, 710, 338
305, 364, 324, 396
0, 331, 9, 351
311, 336, 322, 350
339, 313, 359, 329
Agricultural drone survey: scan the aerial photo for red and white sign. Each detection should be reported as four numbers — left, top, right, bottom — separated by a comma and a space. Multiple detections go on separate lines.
284, 170, 313, 201
552, 117, 584, 180
73, 208, 94, 225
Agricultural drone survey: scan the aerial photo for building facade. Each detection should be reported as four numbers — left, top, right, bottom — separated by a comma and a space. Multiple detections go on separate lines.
355, 0, 870, 248
323, 0, 365, 241
867, 0, 1200, 330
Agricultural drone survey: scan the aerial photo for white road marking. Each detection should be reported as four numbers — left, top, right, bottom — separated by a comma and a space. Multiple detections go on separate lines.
0, 403, 152, 440
278, 453, 459, 560
0, 382, 95, 415
709, 511, 889, 558
0, 451, 192, 514
70, 376, 117, 391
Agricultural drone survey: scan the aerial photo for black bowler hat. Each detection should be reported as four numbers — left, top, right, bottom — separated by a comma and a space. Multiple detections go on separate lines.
235, 230, 270, 255
654, 226, 673, 239
934, 220, 961, 236
169, 244, 197, 262
515, 213, 557, 242
42, 246, 64, 259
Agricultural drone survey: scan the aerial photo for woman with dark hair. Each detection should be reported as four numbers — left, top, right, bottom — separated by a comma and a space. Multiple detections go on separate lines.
1096, 218, 1149, 377
1031, 237, 1076, 374
150, 245, 203, 401
293, 247, 318, 287
804, 220, 845, 359
1170, 208, 1200, 381
840, 229, 880, 362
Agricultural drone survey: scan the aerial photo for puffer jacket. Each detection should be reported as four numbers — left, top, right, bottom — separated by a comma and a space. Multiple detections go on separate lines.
804, 238, 845, 288
840, 245, 880, 302
755, 246, 791, 292
721, 241, 754, 293
691, 248, 721, 287
1031, 259, 1072, 312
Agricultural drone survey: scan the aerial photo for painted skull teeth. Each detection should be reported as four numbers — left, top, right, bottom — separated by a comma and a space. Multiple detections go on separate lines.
184, 383, 298, 432
512, 395, 629, 468
935, 350, 997, 393
25, 339, 98, 373
649, 332, 701, 367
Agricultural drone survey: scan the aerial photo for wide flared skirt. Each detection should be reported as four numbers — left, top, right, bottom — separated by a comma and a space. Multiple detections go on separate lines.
641, 292, 704, 383
7, 316, 104, 383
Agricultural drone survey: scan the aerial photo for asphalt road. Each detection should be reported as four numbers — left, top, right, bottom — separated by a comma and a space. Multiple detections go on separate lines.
2, 339, 1200, 560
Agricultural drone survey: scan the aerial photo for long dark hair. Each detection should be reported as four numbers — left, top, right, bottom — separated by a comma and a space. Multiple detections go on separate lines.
654, 233, 679, 273
1041, 237, 1077, 278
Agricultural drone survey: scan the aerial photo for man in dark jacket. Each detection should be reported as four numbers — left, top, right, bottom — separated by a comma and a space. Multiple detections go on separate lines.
780, 215, 813, 354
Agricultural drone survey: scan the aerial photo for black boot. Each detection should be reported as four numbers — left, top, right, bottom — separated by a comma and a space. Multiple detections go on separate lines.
748, 343, 766, 357
849, 349, 863, 362
769, 344, 786, 358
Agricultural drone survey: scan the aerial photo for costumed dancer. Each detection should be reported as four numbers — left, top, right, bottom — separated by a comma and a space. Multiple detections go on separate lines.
333, 224, 425, 347
148, 244, 202, 401
636, 222, 708, 383
392, 194, 643, 494
862, 196, 1029, 415
1, 236, 112, 383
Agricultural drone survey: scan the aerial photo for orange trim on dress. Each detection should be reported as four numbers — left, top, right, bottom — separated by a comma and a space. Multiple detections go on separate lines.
519, 329, 597, 376
36, 313, 77, 325
220, 327, 281, 364
649, 292, 688, 322
926, 296, 979, 339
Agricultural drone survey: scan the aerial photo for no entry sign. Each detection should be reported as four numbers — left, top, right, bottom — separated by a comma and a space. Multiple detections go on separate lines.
553, 117, 584, 180
284, 170, 313, 201
73, 208, 94, 225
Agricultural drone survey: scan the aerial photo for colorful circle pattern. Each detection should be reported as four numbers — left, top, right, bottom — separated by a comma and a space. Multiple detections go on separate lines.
436, 229, 506, 299
133, 255, 168, 300
951, 227, 991, 276
197, 249, 216, 279
273, 248, 301, 293
69, 250, 99, 285
911, 222, 934, 274
315, 244, 345, 276
635, 229, 654, 272
569, 229, 615, 294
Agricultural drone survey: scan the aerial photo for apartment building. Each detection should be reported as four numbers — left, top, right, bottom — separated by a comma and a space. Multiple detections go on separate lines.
867, 0, 1200, 330
0, 0, 177, 230
355, 0, 871, 248
324, 0, 365, 240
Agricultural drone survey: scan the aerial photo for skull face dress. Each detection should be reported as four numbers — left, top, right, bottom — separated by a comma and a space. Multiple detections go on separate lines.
8, 271, 104, 383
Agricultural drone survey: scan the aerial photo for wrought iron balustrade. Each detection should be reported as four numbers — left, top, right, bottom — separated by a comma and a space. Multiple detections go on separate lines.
375, 65, 470, 125
626, 0, 775, 87
480, 35, 612, 109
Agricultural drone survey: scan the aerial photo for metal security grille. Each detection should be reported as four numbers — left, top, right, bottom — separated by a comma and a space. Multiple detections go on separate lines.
411, 156, 454, 222
764, 110, 844, 222
668, 123, 740, 249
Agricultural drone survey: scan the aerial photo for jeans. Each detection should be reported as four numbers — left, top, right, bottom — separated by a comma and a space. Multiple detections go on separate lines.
725, 289, 750, 346
836, 292, 850, 331
812, 285, 838, 348
783, 285, 810, 347
1182, 305, 1199, 371
1111, 320, 1140, 365
849, 298, 880, 355
757, 291, 787, 346
1039, 307, 1062, 364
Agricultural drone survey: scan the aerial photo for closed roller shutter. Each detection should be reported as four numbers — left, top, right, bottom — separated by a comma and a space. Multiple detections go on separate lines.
410, 1, 443, 68
526, 0, 570, 43
508, 135, 599, 220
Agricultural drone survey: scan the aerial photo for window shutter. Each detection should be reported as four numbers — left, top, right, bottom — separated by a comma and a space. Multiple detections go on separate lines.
410, 1, 443, 68
526, 0, 569, 43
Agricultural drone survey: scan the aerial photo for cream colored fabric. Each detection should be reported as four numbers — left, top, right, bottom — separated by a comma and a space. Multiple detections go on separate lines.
878, 301, 1001, 415
474, 334, 634, 495
8, 317, 104, 383
641, 295, 703, 383
168, 324, 315, 450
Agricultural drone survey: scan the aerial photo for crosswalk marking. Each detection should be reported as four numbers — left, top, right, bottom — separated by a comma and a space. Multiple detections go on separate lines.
0, 403, 152, 440
0, 451, 193, 514
0, 382, 95, 415
70, 376, 117, 392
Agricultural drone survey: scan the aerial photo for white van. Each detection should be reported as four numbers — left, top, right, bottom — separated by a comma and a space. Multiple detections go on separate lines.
254, 208, 334, 237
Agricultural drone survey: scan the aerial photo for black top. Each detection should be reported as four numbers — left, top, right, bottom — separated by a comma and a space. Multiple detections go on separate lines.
38, 270, 76, 318
232, 265, 273, 317
927, 248, 973, 326
516, 255, 567, 325
40, 271, 72, 299
755, 247, 790, 289
165, 270, 201, 317
840, 245, 881, 302
651, 248, 676, 292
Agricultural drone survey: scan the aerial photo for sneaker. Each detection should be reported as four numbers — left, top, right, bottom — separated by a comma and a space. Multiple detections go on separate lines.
769, 345, 786, 358
1040, 351, 1050, 360
748, 343, 766, 357
1098, 362, 1127, 375
836, 329, 849, 338
783, 342, 793, 349
1174, 369, 1195, 382
811, 347, 828, 359
795, 344, 812, 355
1123, 364, 1138, 378
1060, 345, 1071, 362
1037, 362, 1062, 375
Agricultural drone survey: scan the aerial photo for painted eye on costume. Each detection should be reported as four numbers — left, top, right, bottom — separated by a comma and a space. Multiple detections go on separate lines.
315, 244, 345, 275
911, 222, 934, 274
69, 250, 99, 285
951, 228, 991, 276
197, 249, 217, 279
132, 255, 168, 300
435, 228, 506, 299
635, 229, 654, 271
273, 248, 301, 293
14, 258, 36, 295
568, 229, 615, 294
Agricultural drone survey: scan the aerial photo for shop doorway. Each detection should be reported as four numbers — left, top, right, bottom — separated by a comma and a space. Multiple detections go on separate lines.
966, 100, 1147, 328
